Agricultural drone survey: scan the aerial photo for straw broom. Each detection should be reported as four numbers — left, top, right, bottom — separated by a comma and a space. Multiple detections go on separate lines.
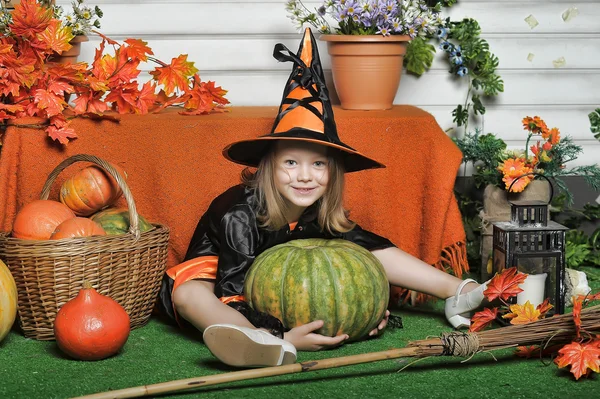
74, 305, 600, 399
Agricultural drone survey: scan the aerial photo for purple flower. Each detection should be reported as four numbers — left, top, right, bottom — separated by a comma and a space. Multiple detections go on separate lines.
376, 25, 391, 36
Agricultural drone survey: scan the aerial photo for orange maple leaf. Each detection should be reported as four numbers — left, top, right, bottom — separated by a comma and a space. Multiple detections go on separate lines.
10, 0, 54, 38
134, 81, 157, 114
555, 341, 600, 380
515, 345, 540, 359
503, 301, 541, 325
123, 38, 154, 62
33, 89, 66, 117
72, 92, 108, 115
469, 307, 498, 332
35, 19, 74, 55
483, 267, 527, 302
536, 298, 553, 318
47, 81, 74, 97
46, 124, 77, 145
149, 54, 199, 96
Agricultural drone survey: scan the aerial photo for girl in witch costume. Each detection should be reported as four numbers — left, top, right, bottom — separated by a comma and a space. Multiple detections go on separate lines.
157, 28, 488, 368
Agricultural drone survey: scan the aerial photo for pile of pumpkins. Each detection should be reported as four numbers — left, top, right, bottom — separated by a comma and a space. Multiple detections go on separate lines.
1, 163, 149, 359
11, 163, 153, 241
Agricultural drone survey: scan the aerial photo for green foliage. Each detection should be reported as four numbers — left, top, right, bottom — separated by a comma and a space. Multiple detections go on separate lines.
452, 130, 506, 188
553, 201, 600, 269
590, 108, 600, 141
445, 18, 504, 129
404, 37, 436, 76
455, 190, 483, 271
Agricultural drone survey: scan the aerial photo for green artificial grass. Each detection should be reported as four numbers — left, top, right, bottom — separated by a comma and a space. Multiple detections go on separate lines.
2, 268, 599, 399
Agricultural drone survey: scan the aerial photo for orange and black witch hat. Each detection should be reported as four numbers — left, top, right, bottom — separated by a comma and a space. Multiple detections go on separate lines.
223, 28, 384, 173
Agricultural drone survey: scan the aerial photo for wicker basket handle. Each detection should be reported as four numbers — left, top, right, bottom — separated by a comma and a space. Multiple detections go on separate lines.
40, 154, 142, 240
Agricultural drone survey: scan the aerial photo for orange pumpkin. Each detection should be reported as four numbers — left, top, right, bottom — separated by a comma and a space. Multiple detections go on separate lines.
12, 200, 76, 240
54, 282, 130, 361
0, 260, 18, 343
50, 217, 107, 240
60, 164, 127, 216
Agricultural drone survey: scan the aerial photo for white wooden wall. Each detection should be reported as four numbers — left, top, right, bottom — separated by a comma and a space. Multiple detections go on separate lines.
60, 0, 600, 169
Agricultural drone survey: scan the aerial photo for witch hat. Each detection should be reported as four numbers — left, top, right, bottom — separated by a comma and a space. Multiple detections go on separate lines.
223, 28, 385, 173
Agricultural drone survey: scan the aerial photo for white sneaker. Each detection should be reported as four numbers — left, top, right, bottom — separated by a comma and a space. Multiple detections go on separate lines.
444, 279, 488, 329
202, 324, 297, 368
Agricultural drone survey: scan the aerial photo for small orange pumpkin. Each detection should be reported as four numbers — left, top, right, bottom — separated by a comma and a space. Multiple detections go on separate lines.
60, 164, 127, 216
0, 260, 18, 343
50, 217, 107, 240
54, 282, 130, 361
12, 200, 76, 240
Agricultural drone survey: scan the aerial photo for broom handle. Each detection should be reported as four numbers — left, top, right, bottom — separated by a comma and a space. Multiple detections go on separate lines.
72, 347, 421, 399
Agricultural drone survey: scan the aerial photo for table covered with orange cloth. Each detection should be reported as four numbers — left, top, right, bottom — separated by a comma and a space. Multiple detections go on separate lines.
0, 106, 468, 304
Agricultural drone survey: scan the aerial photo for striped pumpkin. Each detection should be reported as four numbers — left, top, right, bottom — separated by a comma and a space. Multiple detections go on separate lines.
0, 259, 18, 342
244, 239, 389, 341
90, 208, 153, 235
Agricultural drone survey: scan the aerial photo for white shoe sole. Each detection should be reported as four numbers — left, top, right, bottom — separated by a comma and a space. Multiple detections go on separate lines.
203, 326, 296, 367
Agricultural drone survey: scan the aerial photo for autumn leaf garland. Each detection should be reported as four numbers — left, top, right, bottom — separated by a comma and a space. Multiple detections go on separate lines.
469, 267, 600, 380
0, 0, 229, 144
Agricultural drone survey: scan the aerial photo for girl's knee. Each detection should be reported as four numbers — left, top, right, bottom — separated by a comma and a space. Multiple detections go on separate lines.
172, 280, 211, 312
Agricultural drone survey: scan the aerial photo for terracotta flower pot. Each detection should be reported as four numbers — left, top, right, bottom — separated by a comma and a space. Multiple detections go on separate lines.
319, 34, 410, 110
49, 35, 89, 64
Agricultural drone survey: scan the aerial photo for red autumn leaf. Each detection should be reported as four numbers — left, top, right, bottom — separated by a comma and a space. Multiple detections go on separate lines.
469, 307, 498, 332
0, 103, 25, 113
516, 345, 539, 359
573, 296, 583, 340
152, 89, 184, 113
34, 88, 66, 117
149, 54, 199, 96
199, 78, 229, 105
46, 124, 77, 145
10, 0, 54, 38
483, 267, 527, 302
555, 341, 600, 380
48, 80, 74, 96
94, 30, 120, 46
36, 19, 74, 54
134, 81, 157, 114
536, 298, 553, 318
503, 301, 541, 325
105, 82, 141, 114
0, 52, 37, 89
123, 38, 154, 62
72, 92, 108, 115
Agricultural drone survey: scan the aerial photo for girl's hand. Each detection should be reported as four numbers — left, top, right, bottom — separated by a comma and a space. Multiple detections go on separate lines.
368, 310, 390, 337
284, 320, 348, 351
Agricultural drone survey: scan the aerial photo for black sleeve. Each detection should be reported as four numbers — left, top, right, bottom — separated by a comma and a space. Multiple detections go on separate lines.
341, 223, 396, 251
214, 204, 260, 298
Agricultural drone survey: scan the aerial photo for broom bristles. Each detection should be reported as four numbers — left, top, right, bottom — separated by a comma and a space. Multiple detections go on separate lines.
408, 304, 600, 357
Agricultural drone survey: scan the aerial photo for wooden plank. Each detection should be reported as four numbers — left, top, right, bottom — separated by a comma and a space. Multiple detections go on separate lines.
79, 35, 600, 71
73, 1, 600, 36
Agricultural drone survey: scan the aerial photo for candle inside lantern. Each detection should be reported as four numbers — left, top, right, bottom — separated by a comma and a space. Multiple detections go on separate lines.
517, 273, 547, 308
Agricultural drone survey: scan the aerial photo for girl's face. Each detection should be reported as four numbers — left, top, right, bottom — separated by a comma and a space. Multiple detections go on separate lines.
273, 140, 329, 219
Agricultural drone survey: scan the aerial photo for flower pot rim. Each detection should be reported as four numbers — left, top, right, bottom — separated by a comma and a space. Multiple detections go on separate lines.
70, 34, 89, 43
319, 34, 411, 43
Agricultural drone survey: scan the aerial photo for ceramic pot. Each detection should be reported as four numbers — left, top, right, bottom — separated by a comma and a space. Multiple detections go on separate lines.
319, 34, 410, 110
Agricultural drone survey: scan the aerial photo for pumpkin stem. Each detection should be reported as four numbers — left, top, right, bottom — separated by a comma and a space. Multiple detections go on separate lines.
82, 281, 93, 289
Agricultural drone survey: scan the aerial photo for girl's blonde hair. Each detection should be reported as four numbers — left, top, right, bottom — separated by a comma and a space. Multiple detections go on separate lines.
241, 143, 355, 234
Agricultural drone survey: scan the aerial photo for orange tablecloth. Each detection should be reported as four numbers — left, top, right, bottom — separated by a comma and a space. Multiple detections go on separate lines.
0, 106, 468, 302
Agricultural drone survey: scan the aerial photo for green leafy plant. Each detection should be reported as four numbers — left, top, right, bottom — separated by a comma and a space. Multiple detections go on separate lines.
554, 201, 600, 269
590, 108, 600, 141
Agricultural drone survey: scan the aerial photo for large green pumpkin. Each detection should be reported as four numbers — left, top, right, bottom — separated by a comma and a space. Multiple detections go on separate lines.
244, 239, 389, 341
90, 207, 153, 235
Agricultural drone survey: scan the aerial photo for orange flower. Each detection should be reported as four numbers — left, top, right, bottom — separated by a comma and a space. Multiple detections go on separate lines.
522, 116, 548, 135
499, 158, 534, 192
542, 141, 552, 151
548, 127, 561, 145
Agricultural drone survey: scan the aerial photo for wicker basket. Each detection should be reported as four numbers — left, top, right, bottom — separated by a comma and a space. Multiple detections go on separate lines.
0, 154, 170, 340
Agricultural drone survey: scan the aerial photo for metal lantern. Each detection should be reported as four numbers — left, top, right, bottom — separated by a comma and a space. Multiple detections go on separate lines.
491, 175, 568, 315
